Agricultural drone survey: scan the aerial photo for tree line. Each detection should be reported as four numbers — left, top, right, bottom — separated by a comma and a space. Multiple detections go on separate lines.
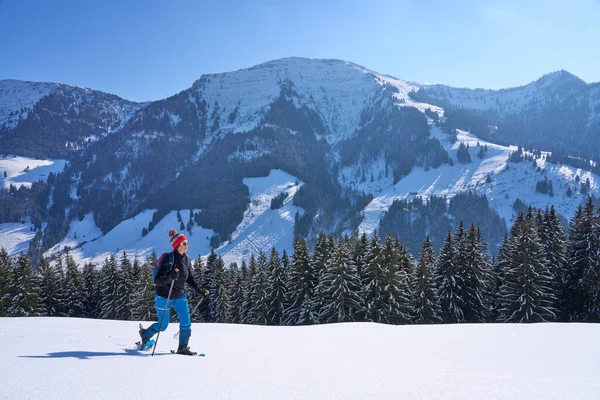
1, 198, 599, 324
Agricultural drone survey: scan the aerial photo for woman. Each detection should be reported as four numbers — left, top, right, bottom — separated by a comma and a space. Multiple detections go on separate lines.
139, 229, 206, 355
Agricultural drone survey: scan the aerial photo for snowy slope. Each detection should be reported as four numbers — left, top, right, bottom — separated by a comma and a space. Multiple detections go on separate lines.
0, 222, 36, 255
2, 318, 599, 400
217, 169, 304, 266
357, 124, 598, 234
45, 210, 214, 267
419, 70, 589, 116
0, 154, 67, 189
0, 80, 55, 129
44, 170, 304, 267
193, 57, 385, 144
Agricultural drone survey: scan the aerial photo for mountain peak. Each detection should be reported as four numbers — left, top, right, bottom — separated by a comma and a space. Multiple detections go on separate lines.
534, 70, 586, 89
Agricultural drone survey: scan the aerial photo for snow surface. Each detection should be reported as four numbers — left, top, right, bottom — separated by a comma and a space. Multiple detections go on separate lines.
0, 222, 36, 255
44, 170, 304, 267
0, 154, 67, 189
1, 318, 599, 399
217, 169, 304, 266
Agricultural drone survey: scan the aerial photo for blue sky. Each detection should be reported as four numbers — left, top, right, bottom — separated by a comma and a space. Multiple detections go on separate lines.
1, 0, 598, 102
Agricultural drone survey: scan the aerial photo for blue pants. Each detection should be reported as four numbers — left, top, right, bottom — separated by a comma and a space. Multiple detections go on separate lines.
147, 294, 192, 346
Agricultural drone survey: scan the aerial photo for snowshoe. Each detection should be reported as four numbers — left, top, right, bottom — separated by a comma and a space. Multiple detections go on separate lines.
172, 344, 197, 356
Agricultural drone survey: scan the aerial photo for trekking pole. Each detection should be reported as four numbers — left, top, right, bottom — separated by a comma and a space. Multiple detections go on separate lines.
152, 270, 178, 357
174, 293, 207, 339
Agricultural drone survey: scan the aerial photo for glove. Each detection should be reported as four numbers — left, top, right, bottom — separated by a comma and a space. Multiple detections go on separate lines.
167, 268, 179, 283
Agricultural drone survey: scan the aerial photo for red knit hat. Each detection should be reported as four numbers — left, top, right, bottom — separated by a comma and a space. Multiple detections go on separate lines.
168, 229, 188, 250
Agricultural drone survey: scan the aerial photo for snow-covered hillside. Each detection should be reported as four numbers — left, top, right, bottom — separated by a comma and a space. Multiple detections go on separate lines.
356, 124, 598, 234
419, 70, 589, 116
2, 317, 599, 399
0, 154, 67, 189
0, 80, 55, 129
43, 170, 304, 267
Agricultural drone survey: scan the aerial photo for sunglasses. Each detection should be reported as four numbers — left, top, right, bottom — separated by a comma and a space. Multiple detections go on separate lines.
180, 241, 189, 246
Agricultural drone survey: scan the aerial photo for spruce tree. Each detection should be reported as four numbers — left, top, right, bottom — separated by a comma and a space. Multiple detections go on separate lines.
116, 251, 134, 320
414, 237, 442, 324
284, 237, 317, 325
203, 250, 220, 322
190, 255, 210, 322
0, 248, 14, 316
266, 248, 287, 325
214, 255, 230, 323
63, 251, 85, 317
229, 260, 247, 324
310, 233, 332, 322
243, 256, 258, 323
131, 257, 156, 321
320, 239, 362, 323
98, 254, 120, 319
462, 224, 493, 323
37, 256, 63, 316
362, 233, 387, 323
82, 262, 100, 318
540, 206, 568, 318
435, 230, 465, 323
565, 198, 600, 321
395, 240, 416, 323
6, 253, 43, 316
248, 251, 269, 325
498, 209, 556, 322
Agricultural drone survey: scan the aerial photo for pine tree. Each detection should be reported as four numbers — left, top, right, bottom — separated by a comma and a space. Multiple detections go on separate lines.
414, 237, 442, 324
320, 239, 363, 323
462, 224, 493, 322
248, 251, 269, 325
243, 256, 258, 323
190, 255, 209, 322
266, 248, 287, 325
498, 209, 556, 323
540, 206, 568, 319
0, 248, 14, 316
310, 233, 332, 322
284, 237, 317, 325
98, 254, 120, 319
63, 251, 85, 317
116, 251, 134, 320
565, 198, 600, 321
82, 262, 100, 318
228, 260, 246, 324
214, 255, 230, 323
395, 240, 416, 323
131, 257, 156, 321
6, 253, 43, 316
350, 232, 369, 321
362, 233, 387, 323
37, 256, 63, 316
203, 250, 220, 322
435, 230, 465, 323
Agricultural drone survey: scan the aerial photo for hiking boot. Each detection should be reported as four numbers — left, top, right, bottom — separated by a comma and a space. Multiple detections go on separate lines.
139, 324, 150, 346
176, 344, 197, 356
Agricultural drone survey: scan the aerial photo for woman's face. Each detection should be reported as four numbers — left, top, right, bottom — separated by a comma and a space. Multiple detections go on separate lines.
177, 240, 189, 254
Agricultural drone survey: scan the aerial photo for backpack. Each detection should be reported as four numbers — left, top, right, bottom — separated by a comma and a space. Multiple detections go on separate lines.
153, 252, 191, 280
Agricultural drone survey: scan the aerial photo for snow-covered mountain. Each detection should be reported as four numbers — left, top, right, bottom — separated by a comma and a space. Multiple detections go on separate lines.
0, 57, 598, 266
0, 79, 144, 157
412, 70, 600, 159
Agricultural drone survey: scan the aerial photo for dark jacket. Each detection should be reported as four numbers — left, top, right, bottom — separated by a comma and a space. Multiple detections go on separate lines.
154, 251, 200, 299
